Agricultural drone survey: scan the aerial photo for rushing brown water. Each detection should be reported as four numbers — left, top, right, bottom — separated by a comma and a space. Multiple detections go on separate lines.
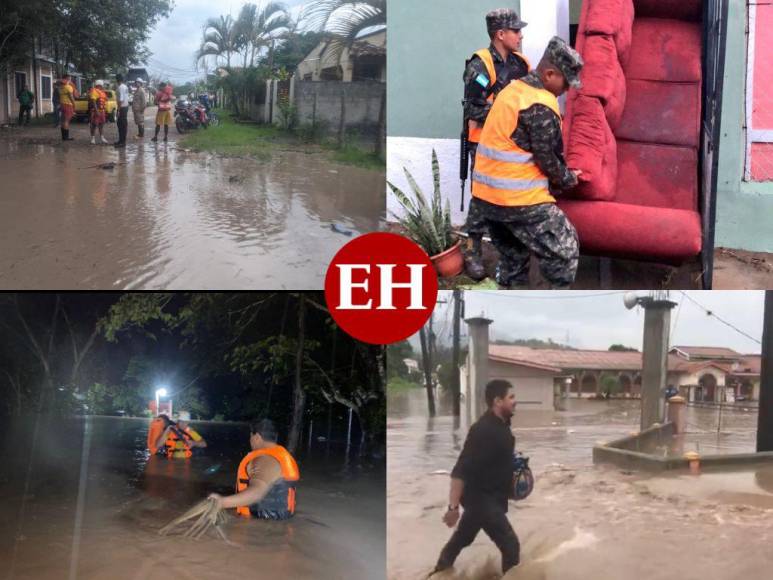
0, 416, 385, 580
0, 115, 384, 289
388, 390, 773, 580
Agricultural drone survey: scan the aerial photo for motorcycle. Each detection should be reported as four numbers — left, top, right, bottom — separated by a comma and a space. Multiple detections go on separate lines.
174, 99, 209, 133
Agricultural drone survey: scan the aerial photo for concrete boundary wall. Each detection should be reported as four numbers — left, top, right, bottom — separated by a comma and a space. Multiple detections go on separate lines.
593, 421, 773, 471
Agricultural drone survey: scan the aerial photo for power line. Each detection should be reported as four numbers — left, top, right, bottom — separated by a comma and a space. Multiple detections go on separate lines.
678, 291, 762, 345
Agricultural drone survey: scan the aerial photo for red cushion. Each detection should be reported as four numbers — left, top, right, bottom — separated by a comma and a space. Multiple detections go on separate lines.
565, 95, 617, 201
557, 199, 702, 262
625, 19, 702, 82
614, 79, 701, 147
633, 0, 702, 22
578, 35, 626, 129
615, 141, 698, 210
580, 0, 634, 66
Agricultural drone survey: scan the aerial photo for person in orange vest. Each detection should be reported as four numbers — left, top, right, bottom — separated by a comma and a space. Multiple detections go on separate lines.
58, 72, 79, 141
463, 9, 530, 281
208, 419, 299, 520
88, 82, 109, 145
151, 411, 207, 458
471, 36, 584, 290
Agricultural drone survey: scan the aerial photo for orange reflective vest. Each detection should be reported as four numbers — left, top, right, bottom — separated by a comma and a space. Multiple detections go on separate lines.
165, 427, 194, 459
471, 79, 561, 208
235, 445, 300, 518
147, 417, 166, 454
88, 88, 107, 112
468, 49, 531, 143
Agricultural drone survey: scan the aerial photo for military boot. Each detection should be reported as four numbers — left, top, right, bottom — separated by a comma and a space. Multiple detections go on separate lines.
464, 237, 486, 281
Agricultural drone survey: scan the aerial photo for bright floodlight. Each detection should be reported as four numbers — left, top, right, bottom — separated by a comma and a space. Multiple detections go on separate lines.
156, 388, 167, 397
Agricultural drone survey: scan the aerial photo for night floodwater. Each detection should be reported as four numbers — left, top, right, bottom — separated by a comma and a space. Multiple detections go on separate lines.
388, 390, 773, 580
0, 416, 385, 580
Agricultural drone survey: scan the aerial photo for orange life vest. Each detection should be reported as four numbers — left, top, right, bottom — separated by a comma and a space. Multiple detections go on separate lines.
89, 88, 107, 112
235, 445, 300, 518
468, 49, 531, 143
471, 79, 561, 208
165, 426, 194, 459
147, 417, 165, 454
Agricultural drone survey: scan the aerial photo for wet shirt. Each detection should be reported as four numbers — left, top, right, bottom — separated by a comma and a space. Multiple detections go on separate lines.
511, 72, 577, 194
156, 91, 172, 111
451, 411, 515, 511
59, 82, 76, 106
464, 45, 529, 124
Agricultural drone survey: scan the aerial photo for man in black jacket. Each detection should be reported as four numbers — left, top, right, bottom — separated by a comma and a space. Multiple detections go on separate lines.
434, 379, 519, 575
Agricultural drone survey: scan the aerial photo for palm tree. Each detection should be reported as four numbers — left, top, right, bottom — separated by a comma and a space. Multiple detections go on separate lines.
236, 2, 293, 69
304, 0, 385, 61
195, 15, 238, 69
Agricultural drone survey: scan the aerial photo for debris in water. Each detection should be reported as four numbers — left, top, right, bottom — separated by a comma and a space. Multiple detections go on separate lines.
158, 498, 230, 543
205, 464, 221, 474
330, 223, 353, 236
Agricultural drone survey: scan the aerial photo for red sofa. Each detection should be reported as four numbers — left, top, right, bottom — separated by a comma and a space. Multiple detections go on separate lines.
559, 0, 705, 264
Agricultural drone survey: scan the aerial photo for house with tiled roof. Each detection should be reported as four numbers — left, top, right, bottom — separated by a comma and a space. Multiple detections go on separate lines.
463, 342, 761, 412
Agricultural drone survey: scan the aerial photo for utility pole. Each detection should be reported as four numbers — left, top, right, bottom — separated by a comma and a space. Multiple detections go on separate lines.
451, 289, 463, 418
757, 291, 773, 451
639, 296, 677, 431
419, 322, 436, 417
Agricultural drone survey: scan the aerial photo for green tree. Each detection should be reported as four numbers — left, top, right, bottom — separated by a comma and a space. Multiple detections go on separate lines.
609, 344, 638, 352
304, 0, 385, 61
271, 30, 324, 72
196, 15, 239, 69
235, 2, 292, 69
386, 340, 413, 379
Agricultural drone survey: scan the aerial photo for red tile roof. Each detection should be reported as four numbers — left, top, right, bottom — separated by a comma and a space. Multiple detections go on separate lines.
670, 346, 741, 359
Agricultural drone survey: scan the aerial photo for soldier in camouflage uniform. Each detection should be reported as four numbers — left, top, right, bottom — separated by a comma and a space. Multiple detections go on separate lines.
471, 37, 584, 289
463, 9, 530, 281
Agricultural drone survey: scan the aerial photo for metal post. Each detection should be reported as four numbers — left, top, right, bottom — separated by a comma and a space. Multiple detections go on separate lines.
640, 298, 677, 431
346, 407, 353, 452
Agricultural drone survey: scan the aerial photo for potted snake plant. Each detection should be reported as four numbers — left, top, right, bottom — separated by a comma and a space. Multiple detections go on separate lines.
388, 149, 463, 277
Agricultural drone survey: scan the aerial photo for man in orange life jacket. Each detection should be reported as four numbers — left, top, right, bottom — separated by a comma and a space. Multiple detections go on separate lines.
463, 9, 530, 281
152, 411, 207, 458
471, 36, 584, 289
208, 419, 299, 520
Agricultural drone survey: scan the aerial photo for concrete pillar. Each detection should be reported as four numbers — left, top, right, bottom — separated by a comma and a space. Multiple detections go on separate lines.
640, 298, 677, 431
753, 381, 760, 402
757, 291, 773, 452
465, 317, 493, 421
667, 396, 687, 434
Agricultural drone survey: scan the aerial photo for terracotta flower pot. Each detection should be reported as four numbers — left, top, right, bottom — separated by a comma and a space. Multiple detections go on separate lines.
430, 239, 463, 278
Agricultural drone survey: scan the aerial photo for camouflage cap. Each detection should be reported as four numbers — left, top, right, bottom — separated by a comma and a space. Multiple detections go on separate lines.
543, 36, 584, 88
486, 8, 528, 34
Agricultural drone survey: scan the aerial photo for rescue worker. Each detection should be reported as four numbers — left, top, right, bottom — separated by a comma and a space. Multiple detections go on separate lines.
208, 419, 300, 520
471, 36, 584, 289
88, 82, 109, 145
463, 9, 530, 281
434, 380, 519, 576
153, 411, 207, 458
58, 73, 79, 141
132, 79, 147, 138
152, 82, 174, 143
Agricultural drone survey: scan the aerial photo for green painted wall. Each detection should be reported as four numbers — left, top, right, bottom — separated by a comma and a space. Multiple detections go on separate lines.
715, 1, 773, 252
387, 0, 521, 139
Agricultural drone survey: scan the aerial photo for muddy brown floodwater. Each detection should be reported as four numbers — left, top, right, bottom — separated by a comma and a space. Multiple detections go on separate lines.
0, 416, 385, 580
0, 118, 384, 289
388, 390, 773, 580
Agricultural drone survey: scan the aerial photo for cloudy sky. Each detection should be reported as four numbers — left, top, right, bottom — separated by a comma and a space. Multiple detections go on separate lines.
423, 291, 765, 355
145, 0, 310, 83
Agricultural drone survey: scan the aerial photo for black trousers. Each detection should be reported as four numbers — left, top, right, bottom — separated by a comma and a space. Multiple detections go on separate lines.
117, 106, 129, 143
18, 105, 31, 125
436, 501, 520, 574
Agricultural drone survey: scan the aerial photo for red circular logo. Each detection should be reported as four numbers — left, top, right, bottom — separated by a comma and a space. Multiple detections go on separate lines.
324, 232, 439, 345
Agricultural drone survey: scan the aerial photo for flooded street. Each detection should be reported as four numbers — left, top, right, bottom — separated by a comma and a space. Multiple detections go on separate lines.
0, 112, 384, 289
388, 390, 773, 580
0, 416, 385, 580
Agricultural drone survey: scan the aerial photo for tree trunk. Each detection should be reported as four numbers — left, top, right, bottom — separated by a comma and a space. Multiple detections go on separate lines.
374, 87, 385, 158
287, 295, 306, 453
337, 88, 346, 147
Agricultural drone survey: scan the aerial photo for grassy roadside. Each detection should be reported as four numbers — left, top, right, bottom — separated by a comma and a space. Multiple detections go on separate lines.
179, 109, 384, 170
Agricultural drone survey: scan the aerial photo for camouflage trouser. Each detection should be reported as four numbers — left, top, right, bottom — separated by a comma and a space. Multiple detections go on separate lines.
486, 203, 579, 288
463, 144, 488, 239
